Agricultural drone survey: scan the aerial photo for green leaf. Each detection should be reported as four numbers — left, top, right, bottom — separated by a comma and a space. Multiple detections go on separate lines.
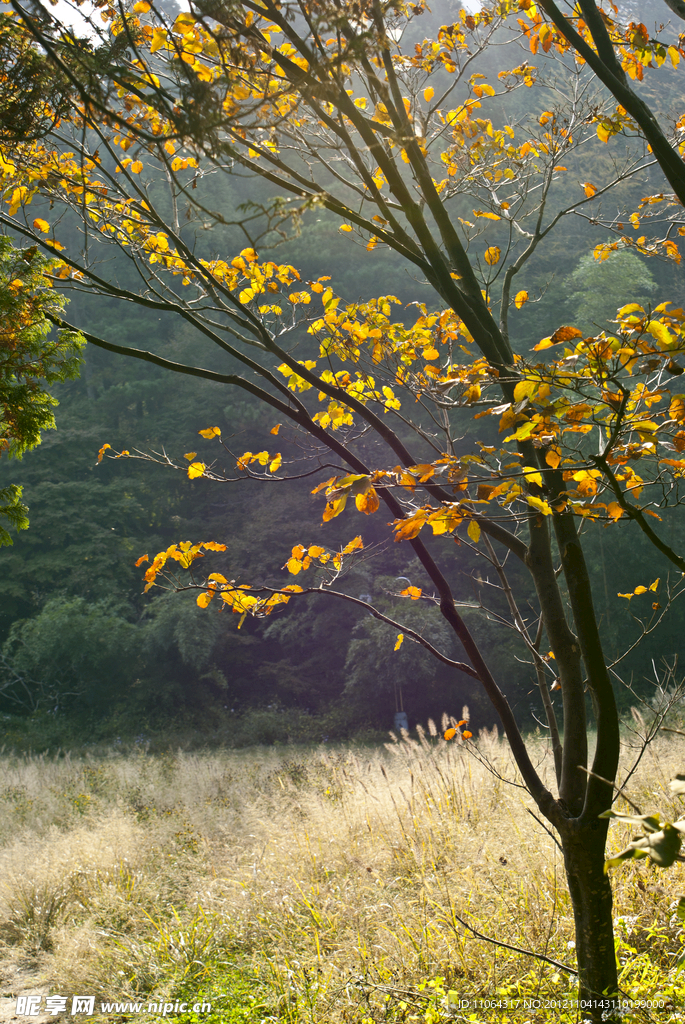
0, 484, 29, 547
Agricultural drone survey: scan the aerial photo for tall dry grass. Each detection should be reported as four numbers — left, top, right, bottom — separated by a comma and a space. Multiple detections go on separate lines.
0, 721, 683, 1022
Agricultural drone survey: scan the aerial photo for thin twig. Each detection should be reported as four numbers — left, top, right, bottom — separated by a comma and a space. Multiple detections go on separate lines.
449, 908, 577, 976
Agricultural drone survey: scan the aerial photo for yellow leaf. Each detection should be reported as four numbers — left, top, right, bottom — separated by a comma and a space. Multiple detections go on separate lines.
323, 495, 348, 521
523, 466, 543, 487
581, 182, 597, 197
513, 379, 537, 402
187, 462, 206, 479
606, 502, 624, 521
286, 557, 302, 574
269, 453, 282, 473
400, 585, 422, 600
394, 633, 404, 651
424, 86, 435, 102
526, 494, 552, 515
196, 592, 213, 608
668, 44, 680, 66
198, 426, 221, 439
130, 161, 144, 174
545, 447, 561, 469
133, 1, 151, 10
342, 535, 364, 554
647, 319, 676, 349
270, 423, 281, 435
0, 152, 15, 176
467, 519, 481, 543
596, 122, 610, 143
184, 452, 197, 461
484, 246, 501, 265
617, 302, 644, 317
649, 578, 660, 592
514, 290, 528, 309
617, 592, 634, 600
33, 218, 49, 233
633, 585, 648, 595
339, 224, 353, 232
473, 209, 501, 220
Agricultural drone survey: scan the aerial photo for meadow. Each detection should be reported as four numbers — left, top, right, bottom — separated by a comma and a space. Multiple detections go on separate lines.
0, 719, 684, 1024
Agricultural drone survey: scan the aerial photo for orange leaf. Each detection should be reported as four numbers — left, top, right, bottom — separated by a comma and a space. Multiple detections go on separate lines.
135, 554, 149, 566
550, 324, 583, 344
545, 447, 561, 469
355, 488, 380, 514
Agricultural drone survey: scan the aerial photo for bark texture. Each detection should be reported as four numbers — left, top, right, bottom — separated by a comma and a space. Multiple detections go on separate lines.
560, 816, 619, 1020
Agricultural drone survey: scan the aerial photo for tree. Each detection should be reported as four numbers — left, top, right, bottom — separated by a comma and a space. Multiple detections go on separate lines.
564, 248, 657, 336
2, 0, 685, 1012
0, 235, 83, 545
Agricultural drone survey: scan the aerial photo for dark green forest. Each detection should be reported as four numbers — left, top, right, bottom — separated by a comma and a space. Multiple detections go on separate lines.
1, 0, 684, 751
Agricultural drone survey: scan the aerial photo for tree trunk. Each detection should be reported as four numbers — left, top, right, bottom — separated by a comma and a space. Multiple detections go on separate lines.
559, 816, 619, 1021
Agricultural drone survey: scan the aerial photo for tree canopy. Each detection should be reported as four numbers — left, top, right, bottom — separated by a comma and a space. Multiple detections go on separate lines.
0, 235, 83, 544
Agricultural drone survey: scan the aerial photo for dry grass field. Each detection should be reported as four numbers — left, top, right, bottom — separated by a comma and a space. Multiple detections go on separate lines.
0, 719, 684, 1023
